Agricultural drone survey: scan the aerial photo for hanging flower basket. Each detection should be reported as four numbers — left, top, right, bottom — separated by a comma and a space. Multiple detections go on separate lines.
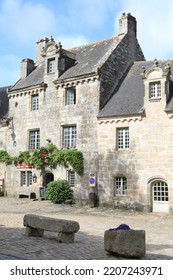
40, 150, 48, 163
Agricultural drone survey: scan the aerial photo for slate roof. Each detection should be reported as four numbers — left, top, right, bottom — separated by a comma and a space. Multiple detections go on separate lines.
10, 63, 44, 91
10, 36, 121, 91
98, 59, 173, 118
56, 36, 121, 81
0, 86, 9, 117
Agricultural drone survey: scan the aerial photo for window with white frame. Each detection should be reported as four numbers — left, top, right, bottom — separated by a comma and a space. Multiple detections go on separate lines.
65, 87, 76, 105
47, 58, 55, 73
62, 126, 76, 148
21, 171, 32, 187
29, 129, 40, 150
114, 176, 127, 196
68, 170, 75, 187
117, 127, 129, 150
149, 82, 161, 99
31, 94, 39, 111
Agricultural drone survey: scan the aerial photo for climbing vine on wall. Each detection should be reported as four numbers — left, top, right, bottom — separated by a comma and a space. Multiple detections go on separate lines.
0, 143, 84, 174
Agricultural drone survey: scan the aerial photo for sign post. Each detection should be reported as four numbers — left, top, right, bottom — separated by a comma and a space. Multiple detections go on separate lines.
89, 174, 97, 207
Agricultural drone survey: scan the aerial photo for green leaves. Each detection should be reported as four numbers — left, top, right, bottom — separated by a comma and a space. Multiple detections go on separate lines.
0, 150, 13, 165
45, 179, 73, 204
0, 145, 84, 174
47, 149, 84, 174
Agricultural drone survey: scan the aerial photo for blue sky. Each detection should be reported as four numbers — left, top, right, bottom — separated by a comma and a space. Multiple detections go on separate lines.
1, 0, 173, 86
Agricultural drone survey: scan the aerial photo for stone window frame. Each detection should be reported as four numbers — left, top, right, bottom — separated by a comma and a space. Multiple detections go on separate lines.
114, 176, 127, 196
21, 171, 32, 187
116, 127, 129, 150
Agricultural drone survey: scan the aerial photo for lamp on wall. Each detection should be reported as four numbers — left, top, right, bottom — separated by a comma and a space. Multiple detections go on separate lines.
32, 173, 37, 183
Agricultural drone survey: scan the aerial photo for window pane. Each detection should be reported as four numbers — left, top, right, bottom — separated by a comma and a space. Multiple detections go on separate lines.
66, 88, 76, 105
63, 126, 76, 148
27, 171, 32, 186
48, 58, 55, 73
21, 171, 32, 187
153, 181, 168, 201
117, 128, 129, 149
115, 176, 127, 196
149, 82, 161, 98
21, 171, 26, 186
68, 171, 75, 187
29, 130, 40, 150
31, 95, 39, 111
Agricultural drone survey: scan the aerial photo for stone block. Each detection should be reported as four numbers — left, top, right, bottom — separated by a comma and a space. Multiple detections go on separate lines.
57, 233, 75, 243
23, 214, 80, 233
23, 214, 80, 243
25, 226, 44, 237
104, 229, 146, 258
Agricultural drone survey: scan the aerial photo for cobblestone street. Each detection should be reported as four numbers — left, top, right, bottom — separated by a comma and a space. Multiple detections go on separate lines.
0, 197, 173, 260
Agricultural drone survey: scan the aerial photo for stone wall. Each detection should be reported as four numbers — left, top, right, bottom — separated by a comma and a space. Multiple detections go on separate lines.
98, 96, 173, 212
5, 74, 100, 199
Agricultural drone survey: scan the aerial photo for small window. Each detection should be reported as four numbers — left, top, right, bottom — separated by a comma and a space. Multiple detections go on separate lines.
62, 126, 76, 149
114, 176, 127, 196
68, 171, 75, 187
31, 94, 39, 111
65, 87, 76, 105
29, 129, 40, 150
117, 128, 129, 150
47, 58, 55, 73
149, 82, 161, 99
21, 171, 32, 187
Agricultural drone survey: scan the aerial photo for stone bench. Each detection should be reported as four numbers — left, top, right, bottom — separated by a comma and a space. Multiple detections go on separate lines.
23, 214, 80, 243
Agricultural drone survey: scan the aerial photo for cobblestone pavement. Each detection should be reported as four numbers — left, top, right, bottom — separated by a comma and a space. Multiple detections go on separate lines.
0, 197, 173, 260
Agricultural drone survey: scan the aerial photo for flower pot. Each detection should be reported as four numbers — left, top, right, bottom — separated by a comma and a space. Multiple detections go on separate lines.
104, 229, 146, 258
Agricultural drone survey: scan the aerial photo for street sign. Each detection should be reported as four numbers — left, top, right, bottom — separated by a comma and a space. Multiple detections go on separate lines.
89, 174, 96, 187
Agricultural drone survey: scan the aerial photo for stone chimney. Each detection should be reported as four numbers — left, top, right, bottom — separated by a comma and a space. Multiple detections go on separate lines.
20, 58, 35, 79
119, 13, 137, 37
35, 37, 49, 65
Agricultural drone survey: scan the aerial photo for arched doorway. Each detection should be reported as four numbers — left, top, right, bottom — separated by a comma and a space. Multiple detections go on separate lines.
43, 172, 54, 188
151, 180, 169, 213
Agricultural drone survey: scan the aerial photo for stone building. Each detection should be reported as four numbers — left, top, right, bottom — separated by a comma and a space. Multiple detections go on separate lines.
0, 13, 144, 202
5, 12, 173, 213
98, 59, 173, 212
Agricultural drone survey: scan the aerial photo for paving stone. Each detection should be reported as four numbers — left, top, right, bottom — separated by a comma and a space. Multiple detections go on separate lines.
0, 198, 173, 260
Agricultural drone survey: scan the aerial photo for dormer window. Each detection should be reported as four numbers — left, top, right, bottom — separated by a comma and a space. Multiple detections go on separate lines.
47, 58, 55, 73
149, 82, 161, 99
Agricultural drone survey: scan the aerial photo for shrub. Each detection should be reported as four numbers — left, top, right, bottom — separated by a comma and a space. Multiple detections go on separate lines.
45, 179, 73, 204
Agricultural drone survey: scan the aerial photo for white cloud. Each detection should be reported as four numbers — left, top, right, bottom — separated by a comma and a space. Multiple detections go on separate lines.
114, 0, 173, 60
54, 35, 88, 49
0, 0, 57, 43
